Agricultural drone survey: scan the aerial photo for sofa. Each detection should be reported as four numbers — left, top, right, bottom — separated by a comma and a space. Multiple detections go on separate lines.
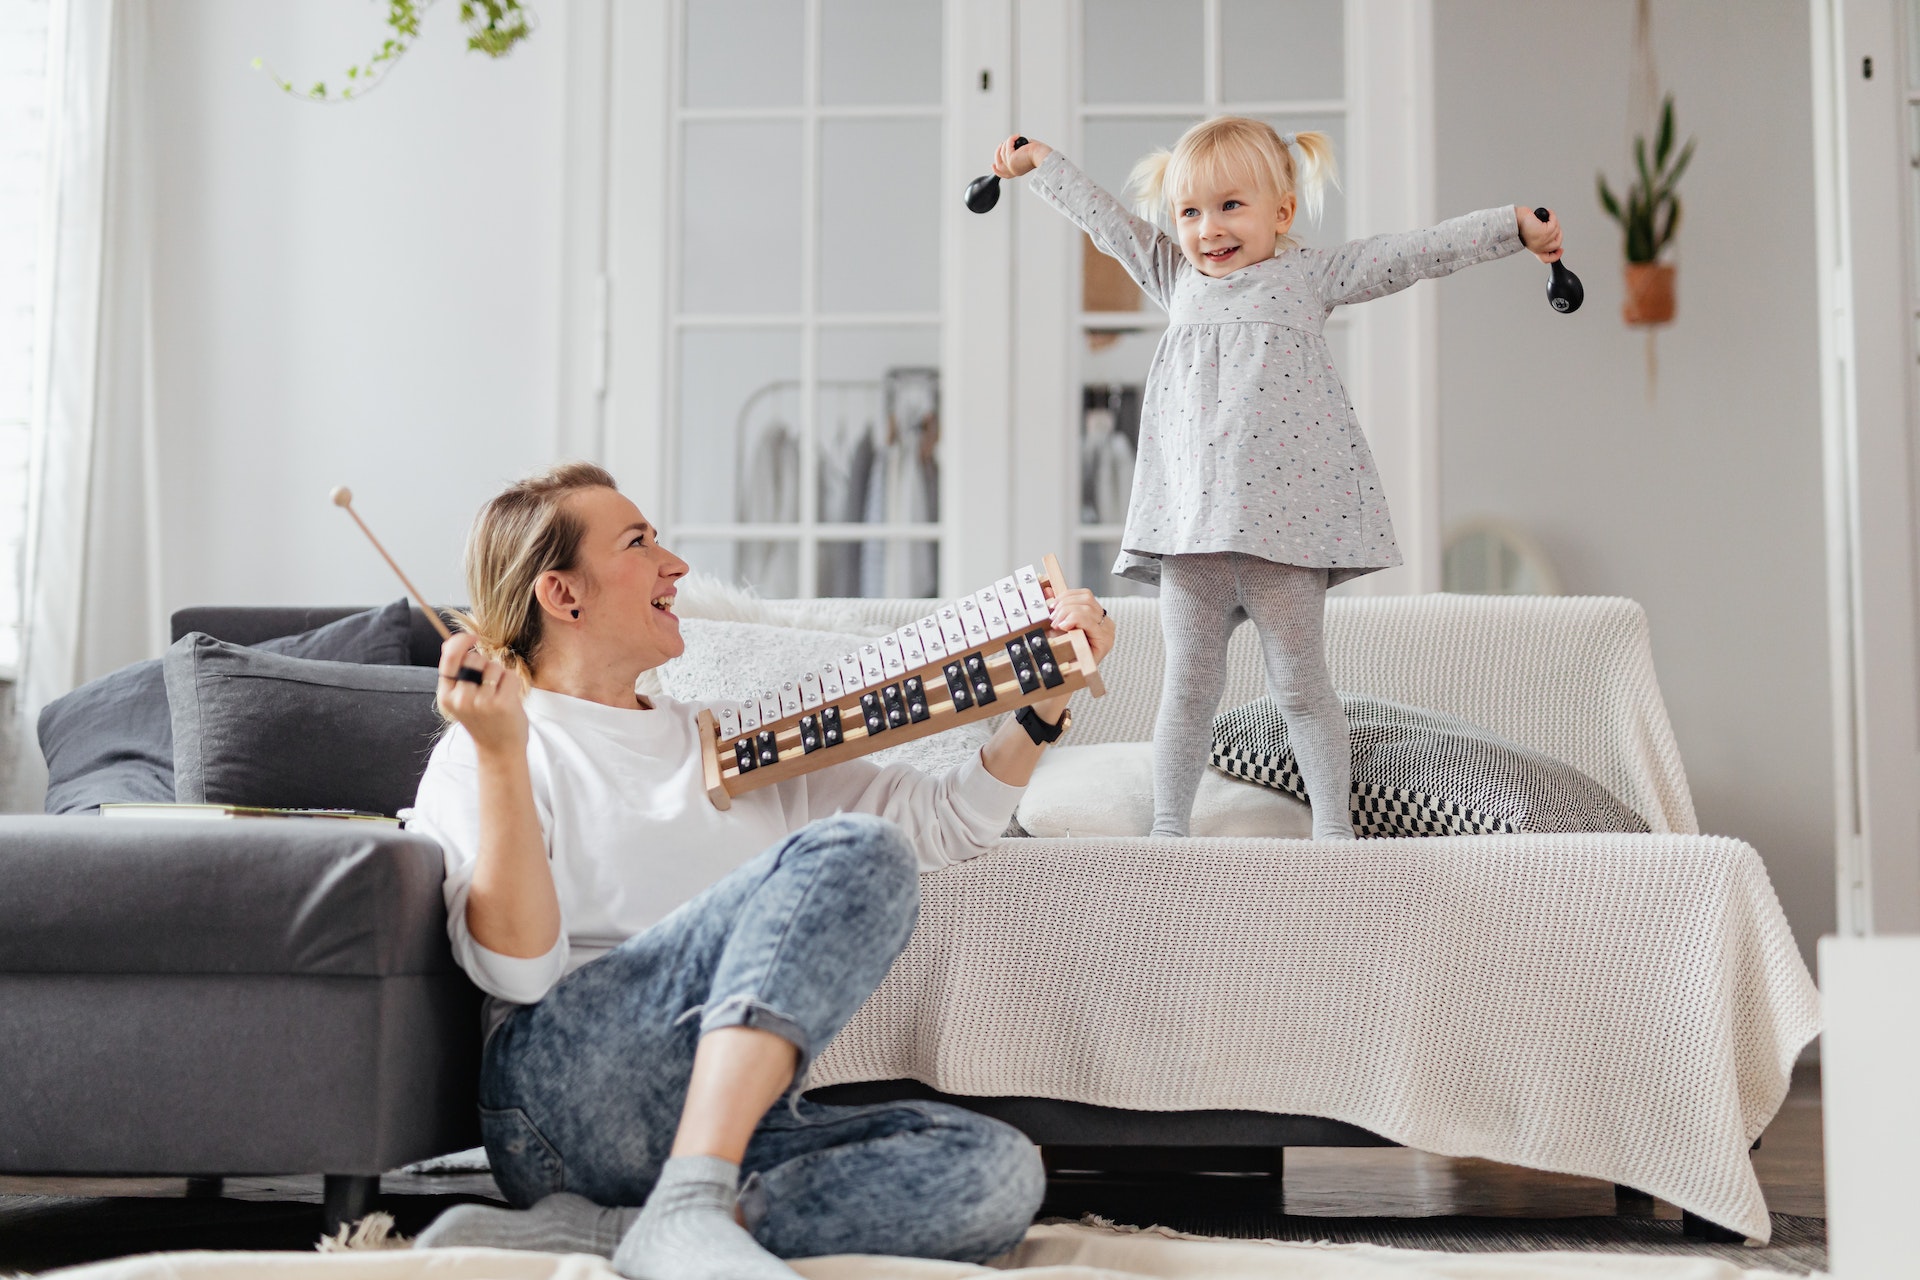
0, 607, 477, 1231
0, 592, 1820, 1242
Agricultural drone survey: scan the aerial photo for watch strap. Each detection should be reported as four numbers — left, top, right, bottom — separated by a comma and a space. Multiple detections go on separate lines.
1015, 705, 1068, 746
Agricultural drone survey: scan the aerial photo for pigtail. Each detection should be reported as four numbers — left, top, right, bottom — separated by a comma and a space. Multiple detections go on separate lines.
1127, 148, 1175, 228
1287, 130, 1341, 227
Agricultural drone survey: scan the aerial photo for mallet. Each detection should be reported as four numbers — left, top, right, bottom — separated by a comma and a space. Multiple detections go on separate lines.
329, 486, 452, 642
964, 137, 1027, 214
1536, 207, 1584, 314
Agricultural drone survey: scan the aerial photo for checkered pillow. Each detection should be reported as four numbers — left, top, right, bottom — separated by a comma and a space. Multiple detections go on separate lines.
1211, 696, 1650, 837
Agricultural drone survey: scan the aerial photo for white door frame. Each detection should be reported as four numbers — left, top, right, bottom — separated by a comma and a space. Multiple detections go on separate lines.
1810, 0, 1920, 934
1342, 0, 1438, 595
1010, 0, 1439, 596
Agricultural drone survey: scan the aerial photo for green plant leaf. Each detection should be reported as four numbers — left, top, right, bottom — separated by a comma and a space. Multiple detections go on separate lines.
1663, 137, 1696, 192
1597, 174, 1623, 223
1656, 195, 1682, 254
1634, 135, 1655, 204
1655, 96, 1674, 168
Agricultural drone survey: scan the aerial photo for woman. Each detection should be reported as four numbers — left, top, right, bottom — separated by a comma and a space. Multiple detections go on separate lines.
409, 463, 1116, 1280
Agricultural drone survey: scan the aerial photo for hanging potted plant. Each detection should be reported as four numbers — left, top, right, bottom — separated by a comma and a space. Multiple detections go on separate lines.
1598, 95, 1695, 326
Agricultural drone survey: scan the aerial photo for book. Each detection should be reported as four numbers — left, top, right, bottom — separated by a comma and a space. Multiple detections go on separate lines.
99, 803, 401, 825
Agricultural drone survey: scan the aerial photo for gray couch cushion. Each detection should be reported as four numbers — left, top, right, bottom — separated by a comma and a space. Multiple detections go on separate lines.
38, 599, 418, 814
165, 633, 442, 817
37, 660, 177, 813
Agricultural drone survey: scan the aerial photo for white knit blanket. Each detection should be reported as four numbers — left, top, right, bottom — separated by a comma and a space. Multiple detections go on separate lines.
812, 833, 1818, 1243
670, 588, 1819, 1243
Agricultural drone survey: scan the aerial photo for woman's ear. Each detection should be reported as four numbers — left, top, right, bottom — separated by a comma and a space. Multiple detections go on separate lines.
533, 570, 582, 624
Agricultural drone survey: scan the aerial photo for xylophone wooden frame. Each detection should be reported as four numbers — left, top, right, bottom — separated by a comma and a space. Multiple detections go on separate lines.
697, 554, 1105, 809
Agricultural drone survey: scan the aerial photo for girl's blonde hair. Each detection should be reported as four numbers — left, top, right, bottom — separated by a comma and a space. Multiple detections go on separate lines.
1128, 116, 1339, 250
454, 461, 616, 678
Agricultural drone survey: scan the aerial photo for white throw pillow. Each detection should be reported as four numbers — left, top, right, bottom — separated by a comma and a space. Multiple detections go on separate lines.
1017, 741, 1313, 838
658, 617, 995, 777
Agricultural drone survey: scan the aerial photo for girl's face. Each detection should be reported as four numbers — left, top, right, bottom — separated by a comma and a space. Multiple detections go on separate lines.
1173, 182, 1297, 277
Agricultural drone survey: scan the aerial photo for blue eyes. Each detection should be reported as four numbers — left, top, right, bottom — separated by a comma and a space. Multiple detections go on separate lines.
1180, 201, 1244, 218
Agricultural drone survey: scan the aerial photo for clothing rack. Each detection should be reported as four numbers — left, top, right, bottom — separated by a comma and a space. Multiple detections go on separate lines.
728, 368, 941, 598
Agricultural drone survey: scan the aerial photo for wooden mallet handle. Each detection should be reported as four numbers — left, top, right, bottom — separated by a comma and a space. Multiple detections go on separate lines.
329, 486, 452, 641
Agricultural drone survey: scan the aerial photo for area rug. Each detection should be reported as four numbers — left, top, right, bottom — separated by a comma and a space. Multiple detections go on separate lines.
29, 1221, 1819, 1279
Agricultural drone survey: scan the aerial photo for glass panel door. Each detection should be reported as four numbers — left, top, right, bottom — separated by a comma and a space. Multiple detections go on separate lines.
667, 0, 947, 598
1070, 0, 1349, 597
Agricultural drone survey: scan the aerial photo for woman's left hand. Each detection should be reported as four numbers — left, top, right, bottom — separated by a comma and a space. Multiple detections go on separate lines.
1027, 588, 1116, 726
1049, 587, 1116, 665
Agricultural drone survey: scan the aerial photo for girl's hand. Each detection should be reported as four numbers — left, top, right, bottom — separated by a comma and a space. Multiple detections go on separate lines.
437, 632, 528, 758
992, 135, 1052, 180
1517, 206, 1563, 263
1029, 588, 1117, 724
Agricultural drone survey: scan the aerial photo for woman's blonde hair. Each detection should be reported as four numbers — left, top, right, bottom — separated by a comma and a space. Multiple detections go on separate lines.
454, 461, 617, 678
1128, 116, 1339, 251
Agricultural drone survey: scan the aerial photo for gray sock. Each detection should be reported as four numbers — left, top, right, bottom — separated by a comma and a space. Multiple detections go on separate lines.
1150, 554, 1238, 838
412, 1191, 637, 1255
1234, 557, 1355, 841
612, 1154, 796, 1280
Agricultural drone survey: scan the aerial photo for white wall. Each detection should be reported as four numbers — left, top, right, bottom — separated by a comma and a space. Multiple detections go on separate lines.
1435, 0, 1834, 970
148, 0, 567, 613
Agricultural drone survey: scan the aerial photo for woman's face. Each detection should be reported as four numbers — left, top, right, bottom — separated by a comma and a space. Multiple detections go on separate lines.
555, 485, 689, 672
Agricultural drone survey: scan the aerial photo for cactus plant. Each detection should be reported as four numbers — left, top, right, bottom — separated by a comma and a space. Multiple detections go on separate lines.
1597, 96, 1696, 264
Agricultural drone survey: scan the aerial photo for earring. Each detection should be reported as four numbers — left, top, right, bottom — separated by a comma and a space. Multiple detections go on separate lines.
571, 609, 580, 619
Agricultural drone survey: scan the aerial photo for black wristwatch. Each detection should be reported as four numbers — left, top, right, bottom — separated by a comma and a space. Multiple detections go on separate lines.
1015, 704, 1071, 746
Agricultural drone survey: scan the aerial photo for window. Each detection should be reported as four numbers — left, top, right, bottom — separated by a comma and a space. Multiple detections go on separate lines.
0, 0, 51, 673
664, 0, 949, 599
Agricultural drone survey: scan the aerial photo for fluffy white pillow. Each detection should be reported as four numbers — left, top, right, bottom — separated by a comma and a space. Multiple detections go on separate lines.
1016, 742, 1313, 838
657, 617, 994, 777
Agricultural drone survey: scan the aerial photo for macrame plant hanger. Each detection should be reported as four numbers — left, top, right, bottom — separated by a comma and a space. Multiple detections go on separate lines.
1631, 0, 1662, 397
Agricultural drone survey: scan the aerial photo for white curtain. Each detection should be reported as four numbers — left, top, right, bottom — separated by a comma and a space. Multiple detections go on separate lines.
21, 0, 163, 714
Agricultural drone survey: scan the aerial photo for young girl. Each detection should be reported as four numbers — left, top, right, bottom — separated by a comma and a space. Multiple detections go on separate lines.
991, 118, 1563, 840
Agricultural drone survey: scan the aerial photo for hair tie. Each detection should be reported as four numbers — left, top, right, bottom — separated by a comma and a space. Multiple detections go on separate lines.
1279, 131, 1297, 147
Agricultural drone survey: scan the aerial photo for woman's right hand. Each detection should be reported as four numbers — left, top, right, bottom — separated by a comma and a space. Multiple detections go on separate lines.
991, 135, 1051, 180
437, 632, 527, 757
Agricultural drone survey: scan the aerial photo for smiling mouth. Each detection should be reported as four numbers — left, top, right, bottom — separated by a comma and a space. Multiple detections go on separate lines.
1204, 246, 1240, 262
651, 595, 676, 614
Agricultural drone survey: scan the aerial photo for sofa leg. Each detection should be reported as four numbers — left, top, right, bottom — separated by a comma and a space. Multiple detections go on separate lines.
1614, 1183, 1654, 1216
1681, 1210, 1744, 1243
323, 1174, 381, 1234
184, 1176, 223, 1199
1267, 1147, 1285, 1211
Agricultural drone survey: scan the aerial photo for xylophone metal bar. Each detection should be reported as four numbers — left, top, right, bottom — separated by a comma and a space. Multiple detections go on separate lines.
699, 553, 1103, 809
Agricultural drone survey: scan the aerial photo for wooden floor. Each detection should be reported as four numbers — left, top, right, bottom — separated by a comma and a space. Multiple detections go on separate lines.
0, 1066, 1825, 1274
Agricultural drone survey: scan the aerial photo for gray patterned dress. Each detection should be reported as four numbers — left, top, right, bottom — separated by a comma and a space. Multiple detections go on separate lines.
1029, 151, 1524, 586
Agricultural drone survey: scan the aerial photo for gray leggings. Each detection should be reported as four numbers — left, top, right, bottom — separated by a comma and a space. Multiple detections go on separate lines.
1151, 553, 1355, 840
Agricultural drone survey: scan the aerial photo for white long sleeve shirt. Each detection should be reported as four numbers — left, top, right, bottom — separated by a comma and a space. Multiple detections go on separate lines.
407, 688, 1024, 1014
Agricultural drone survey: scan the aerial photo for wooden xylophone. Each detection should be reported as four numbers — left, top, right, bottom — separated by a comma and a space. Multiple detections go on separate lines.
697, 553, 1105, 808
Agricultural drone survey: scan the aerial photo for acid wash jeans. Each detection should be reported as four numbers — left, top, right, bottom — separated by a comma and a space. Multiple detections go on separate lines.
477, 812, 1045, 1263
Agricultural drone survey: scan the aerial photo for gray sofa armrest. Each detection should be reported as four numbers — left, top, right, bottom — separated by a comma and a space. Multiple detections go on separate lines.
0, 817, 461, 977
0, 817, 483, 1177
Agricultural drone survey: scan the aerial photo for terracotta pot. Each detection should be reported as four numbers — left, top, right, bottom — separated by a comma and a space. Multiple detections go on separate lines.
1622, 261, 1677, 326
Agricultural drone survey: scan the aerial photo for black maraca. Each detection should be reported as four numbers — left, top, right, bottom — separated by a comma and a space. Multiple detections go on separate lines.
1536, 207, 1583, 314
964, 137, 1028, 214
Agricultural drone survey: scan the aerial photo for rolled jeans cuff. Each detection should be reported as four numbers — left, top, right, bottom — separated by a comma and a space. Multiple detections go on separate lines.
697, 993, 811, 1061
